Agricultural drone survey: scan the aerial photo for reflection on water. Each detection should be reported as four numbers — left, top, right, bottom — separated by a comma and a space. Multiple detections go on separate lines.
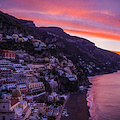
87, 71, 120, 120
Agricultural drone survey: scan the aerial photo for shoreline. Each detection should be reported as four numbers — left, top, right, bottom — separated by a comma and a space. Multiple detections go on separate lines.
61, 91, 91, 120
87, 89, 93, 120
60, 72, 120, 120
88, 69, 120, 77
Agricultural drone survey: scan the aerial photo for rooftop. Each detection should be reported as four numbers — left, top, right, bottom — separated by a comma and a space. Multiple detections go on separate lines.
23, 106, 30, 113
11, 99, 19, 106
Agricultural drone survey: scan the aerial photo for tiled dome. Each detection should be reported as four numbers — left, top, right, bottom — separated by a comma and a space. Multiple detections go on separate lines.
12, 87, 21, 97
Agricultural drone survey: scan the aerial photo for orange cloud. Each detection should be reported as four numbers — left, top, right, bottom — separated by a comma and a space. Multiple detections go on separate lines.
6, 11, 120, 42
1, 0, 120, 46
64, 29, 120, 41
111, 51, 120, 55
2, 8, 120, 43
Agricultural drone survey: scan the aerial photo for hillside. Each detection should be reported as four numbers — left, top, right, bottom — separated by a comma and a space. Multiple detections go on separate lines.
0, 11, 120, 76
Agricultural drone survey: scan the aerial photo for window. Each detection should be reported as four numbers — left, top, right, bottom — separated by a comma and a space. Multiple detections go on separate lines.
2, 116, 5, 120
3, 106, 5, 108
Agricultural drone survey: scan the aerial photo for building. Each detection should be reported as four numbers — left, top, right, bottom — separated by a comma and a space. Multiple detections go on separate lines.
1, 81, 17, 90
17, 84, 28, 95
13, 63, 24, 71
27, 77, 37, 83
17, 38, 23, 42
19, 33, 23, 37
48, 92, 59, 102
25, 96, 33, 103
0, 68, 13, 78
46, 108, 53, 116
22, 37, 28, 42
34, 42, 46, 51
65, 73, 77, 81
0, 78, 6, 85
0, 59, 13, 69
26, 82, 45, 94
13, 71, 26, 84
31, 39, 46, 51
0, 87, 31, 120
27, 35, 34, 39
64, 67, 72, 74
0, 38, 2, 41
36, 103, 46, 115
0, 34, 2, 41
15, 50, 28, 59
12, 34, 18, 40
27, 64, 45, 71
0, 99, 15, 120
6, 35, 12, 39
2, 50, 15, 59
49, 80, 58, 92
0, 78, 15, 90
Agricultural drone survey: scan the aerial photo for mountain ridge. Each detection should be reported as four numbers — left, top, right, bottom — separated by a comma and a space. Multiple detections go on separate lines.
0, 10, 120, 76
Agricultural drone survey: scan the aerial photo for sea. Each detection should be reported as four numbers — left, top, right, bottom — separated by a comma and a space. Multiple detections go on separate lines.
87, 71, 120, 120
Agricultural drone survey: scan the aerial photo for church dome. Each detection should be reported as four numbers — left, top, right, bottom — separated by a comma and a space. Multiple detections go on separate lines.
12, 87, 21, 97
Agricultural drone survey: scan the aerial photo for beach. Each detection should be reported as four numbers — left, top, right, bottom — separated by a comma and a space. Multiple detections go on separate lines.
61, 91, 90, 120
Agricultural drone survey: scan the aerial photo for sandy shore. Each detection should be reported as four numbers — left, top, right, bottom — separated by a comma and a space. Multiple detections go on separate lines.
61, 91, 90, 120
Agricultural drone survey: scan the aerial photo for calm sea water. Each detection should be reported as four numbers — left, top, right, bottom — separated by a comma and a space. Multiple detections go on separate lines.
87, 71, 120, 120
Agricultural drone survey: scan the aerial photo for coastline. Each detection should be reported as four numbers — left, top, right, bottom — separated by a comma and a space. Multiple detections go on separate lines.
61, 91, 91, 120
87, 71, 120, 120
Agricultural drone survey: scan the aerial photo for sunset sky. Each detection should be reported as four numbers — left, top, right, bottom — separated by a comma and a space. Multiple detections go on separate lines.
0, 0, 120, 52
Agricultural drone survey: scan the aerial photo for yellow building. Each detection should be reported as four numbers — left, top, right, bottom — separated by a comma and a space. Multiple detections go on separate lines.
36, 103, 47, 115
26, 82, 45, 94
17, 38, 24, 42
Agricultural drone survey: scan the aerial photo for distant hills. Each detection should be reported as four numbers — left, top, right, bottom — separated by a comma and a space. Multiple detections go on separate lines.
0, 10, 120, 76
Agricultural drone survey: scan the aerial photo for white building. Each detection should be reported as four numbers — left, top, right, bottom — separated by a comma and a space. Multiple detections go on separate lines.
19, 33, 23, 37
48, 92, 59, 102
65, 73, 77, 81
0, 59, 13, 69
49, 80, 58, 92
13, 71, 27, 84
17, 84, 28, 94
1, 81, 17, 90
12, 34, 19, 40
23, 37, 28, 42
0, 68, 13, 78
6, 35, 12, 39
13, 63, 24, 71
13, 71, 25, 79
15, 50, 28, 59
27, 35, 34, 39
0, 88, 31, 120
27, 64, 45, 71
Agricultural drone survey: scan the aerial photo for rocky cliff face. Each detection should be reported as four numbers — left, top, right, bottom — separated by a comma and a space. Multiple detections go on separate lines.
0, 11, 38, 37
0, 10, 120, 76
18, 19, 36, 28
35, 27, 120, 75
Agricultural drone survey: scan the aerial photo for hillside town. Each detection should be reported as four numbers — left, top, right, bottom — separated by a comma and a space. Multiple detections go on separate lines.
0, 33, 79, 120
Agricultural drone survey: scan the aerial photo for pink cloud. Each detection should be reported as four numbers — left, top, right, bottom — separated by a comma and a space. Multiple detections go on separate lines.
1, 0, 120, 44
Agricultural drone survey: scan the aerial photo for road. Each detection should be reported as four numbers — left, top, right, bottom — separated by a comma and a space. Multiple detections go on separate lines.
56, 93, 70, 120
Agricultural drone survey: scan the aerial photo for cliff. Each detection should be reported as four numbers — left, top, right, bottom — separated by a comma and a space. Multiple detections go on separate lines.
0, 10, 120, 76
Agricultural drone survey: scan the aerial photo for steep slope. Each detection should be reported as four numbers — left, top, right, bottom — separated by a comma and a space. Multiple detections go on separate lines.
35, 27, 120, 75
0, 11, 40, 38
0, 11, 120, 75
